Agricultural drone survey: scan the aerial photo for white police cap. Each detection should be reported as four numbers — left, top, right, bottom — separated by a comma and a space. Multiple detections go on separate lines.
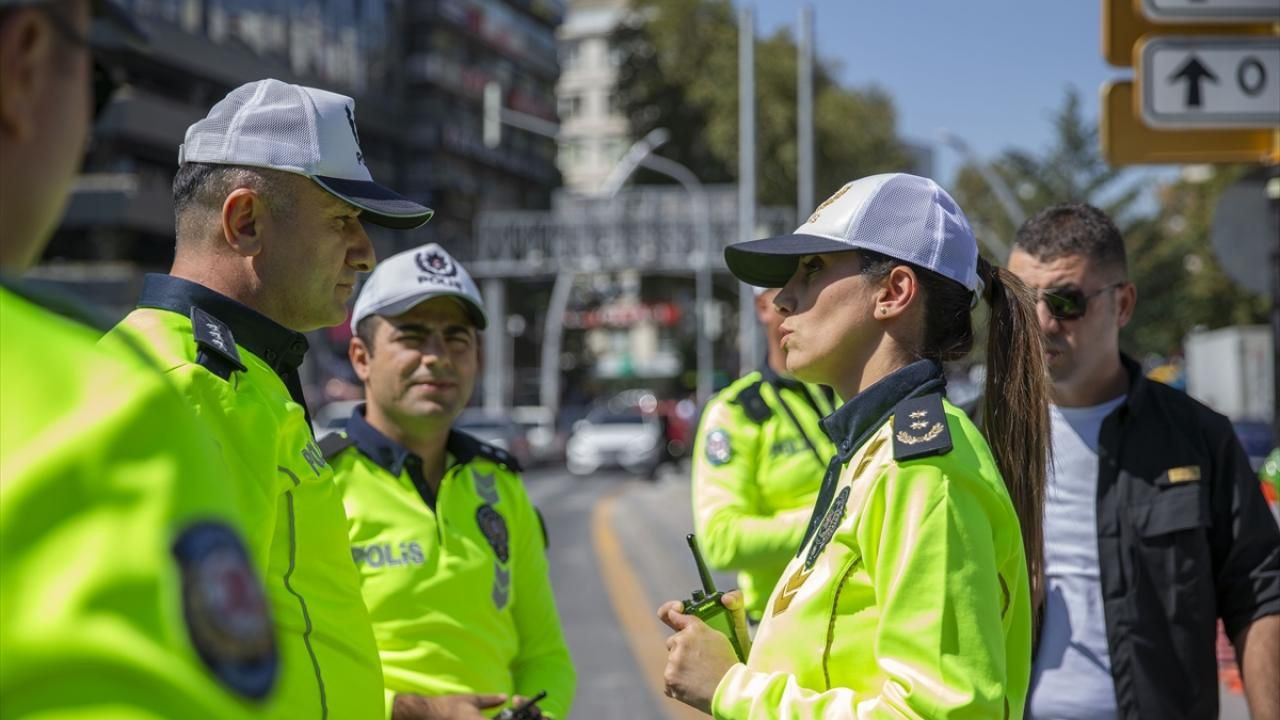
350, 243, 486, 333
179, 79, 432, 230
724, 173, 981, 294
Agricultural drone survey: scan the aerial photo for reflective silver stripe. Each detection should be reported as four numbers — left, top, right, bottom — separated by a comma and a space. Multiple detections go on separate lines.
279, 466, 327, 719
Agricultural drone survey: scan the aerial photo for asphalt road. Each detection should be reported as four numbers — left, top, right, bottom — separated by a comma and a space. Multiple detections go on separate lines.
524, 463, 1255, 720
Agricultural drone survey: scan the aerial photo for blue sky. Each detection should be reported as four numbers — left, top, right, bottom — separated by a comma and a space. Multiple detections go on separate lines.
746, 1, 1123, 186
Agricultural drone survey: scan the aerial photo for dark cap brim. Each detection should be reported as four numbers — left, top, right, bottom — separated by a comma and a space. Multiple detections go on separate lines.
312, 176, 434, 230
723, 234, 854, 287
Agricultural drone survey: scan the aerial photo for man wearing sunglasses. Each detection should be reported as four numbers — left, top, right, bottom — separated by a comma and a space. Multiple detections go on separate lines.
1009, 204, 1279, 720
1, 1, 277, 717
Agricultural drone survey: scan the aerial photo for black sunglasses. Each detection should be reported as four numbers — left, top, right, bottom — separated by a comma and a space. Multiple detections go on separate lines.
31, 3, 122, 119
1036, 283, 1125, 321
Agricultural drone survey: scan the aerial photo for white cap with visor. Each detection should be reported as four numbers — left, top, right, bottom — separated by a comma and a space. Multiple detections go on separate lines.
350, 243, 486, 333
179, 79, 433, 230
724, 173, 982, 297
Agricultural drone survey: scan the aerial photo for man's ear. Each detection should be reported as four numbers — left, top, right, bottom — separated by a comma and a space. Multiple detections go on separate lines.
221, 188, 265, 256
0, 9, 56, 140
349, 335, 373, 384
1115, 281, 1137, 330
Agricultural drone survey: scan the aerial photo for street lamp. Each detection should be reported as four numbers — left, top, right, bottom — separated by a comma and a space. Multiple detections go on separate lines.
538, 128, 717, 415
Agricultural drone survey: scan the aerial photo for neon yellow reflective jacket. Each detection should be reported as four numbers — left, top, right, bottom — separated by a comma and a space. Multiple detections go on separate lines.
323, 408, 576, 720
1, 281, 277, 718
107, 275, 383, 720
713, 362, 1032, 719
693, 369, 837, 619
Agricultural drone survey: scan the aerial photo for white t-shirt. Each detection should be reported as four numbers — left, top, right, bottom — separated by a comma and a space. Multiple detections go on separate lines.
1027, 395, 1127, 720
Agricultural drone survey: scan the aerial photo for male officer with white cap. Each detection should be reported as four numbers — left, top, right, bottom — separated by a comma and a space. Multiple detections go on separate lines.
107, 79, 434, 719
320, 243, 576, 720
1, 3, 278, 716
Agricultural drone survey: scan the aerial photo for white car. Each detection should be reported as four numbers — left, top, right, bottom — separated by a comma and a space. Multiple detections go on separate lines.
565, 406, 664, 478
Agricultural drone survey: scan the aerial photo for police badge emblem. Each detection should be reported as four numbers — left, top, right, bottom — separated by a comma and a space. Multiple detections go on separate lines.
415, 249, 458, 278
172, 522, 277, 700
804, 485, 850, 569
705, 429, 732, 466
475, 504, 510, 564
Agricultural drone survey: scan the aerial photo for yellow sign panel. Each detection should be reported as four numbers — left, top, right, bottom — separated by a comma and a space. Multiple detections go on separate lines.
1101, 81, 1279, 165
1102, 0, 1276, 67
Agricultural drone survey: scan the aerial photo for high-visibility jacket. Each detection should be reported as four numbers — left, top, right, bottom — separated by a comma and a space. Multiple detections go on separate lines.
108, 274, 383, 720
1, 280, 277, 718
322, 407, 576, 719
692, 368, 836, 619
713, 360, 1033, 719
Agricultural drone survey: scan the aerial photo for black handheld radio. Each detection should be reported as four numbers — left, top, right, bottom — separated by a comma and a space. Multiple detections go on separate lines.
495, 690, 547, 720
680, 534, 746, 661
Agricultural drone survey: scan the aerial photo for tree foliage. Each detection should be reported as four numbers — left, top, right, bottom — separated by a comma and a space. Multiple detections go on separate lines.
951, 88, 1268, 358
611, 0, 911, 207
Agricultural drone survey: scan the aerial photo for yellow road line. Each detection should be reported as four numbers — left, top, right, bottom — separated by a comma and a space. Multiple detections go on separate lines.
591, 485, 709, 720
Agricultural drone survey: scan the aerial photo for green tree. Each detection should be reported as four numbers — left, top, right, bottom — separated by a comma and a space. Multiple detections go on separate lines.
1126, 168, 1269, 356
952, 88, 1267, 358
952, 88, 1144, 254
611, 0, 911, 207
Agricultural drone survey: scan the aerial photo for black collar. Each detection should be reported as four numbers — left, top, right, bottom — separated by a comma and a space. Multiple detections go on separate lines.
137, 274, 309, 376
821, 358, 947, 462
345, 404, 479, 477
1118, 353, 1147, 416
760, 363, 806, 393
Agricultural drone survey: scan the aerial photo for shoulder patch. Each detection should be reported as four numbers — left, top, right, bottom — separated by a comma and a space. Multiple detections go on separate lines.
892, 393, 953, 461
704, 428, 733, 466
733, 381, 773, 424
172, 521, 277, 700
191, 307, 246, 381
453, 430, 524, 473
318, 431, 354, 460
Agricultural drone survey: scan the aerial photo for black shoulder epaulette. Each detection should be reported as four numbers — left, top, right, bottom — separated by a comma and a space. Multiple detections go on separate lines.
191, 307, 246, 381
733, 381, 773, 424
452, 430, 524, 473
319, 431, 354, 460
892, 393, 953, 461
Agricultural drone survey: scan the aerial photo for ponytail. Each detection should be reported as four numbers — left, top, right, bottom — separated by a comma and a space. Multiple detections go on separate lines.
854, 249, 1050, 624
976, 257, 1049, 617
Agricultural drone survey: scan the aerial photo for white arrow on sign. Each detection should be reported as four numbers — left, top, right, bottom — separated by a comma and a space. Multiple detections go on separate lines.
1141, 0, 1280, 23
1139, 37, 1280, 129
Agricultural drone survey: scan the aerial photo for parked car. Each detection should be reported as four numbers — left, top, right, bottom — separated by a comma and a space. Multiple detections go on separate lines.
511, 405, 563, 466
456, 408, 532, 469
565, 404, 664, 478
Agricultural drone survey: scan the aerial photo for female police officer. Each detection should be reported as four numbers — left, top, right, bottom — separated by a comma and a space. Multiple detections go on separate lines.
659, 173, 1050, 719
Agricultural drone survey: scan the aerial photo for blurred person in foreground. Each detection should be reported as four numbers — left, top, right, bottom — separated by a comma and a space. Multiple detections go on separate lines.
691, 285, 837, 623
659, 173, 1050, 718
106, 78, 434, 718
320, 243, 575, 719
0, 1, 277, 716
1008, 204, 1280, 720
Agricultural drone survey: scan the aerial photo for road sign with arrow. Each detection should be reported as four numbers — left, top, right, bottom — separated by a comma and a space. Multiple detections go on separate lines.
1138, 36, 1280, 128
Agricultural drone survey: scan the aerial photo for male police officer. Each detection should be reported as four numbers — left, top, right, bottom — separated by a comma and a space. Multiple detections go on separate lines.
321, 243, 576, 720
692, 287, 836, 621
106, 79, 434, 719
0, 2, 277, 716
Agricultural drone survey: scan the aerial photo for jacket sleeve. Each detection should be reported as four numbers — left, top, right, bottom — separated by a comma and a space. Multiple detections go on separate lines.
1207, 414, 1280, 639
508, 476, 576, 719
168, 363, 280, 573
692, 398, 813, 571
711, 463, 1014, 719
